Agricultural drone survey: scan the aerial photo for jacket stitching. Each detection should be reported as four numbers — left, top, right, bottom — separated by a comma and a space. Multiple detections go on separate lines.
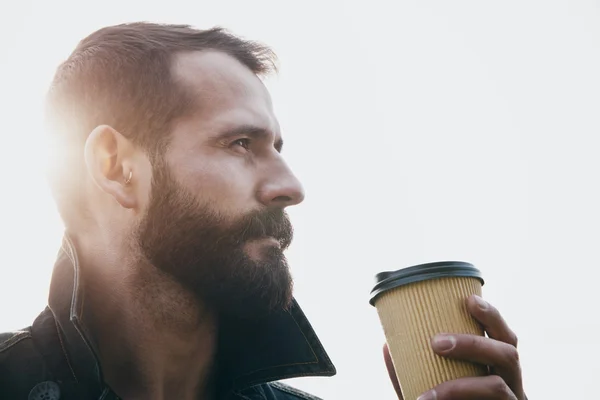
270, 382, 323, 400
54, 317, 79, 382
291, 305, 335, 370
240, 370, 332, 391
0, 331, 31, 353
233, 385, 262, 400
98, 387, 112, 400
60, 238, 105, 388
232, 392, 253, 400
60, 237, 80, 316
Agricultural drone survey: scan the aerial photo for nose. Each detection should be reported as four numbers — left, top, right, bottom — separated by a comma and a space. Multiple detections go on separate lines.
257, 163, 305, 208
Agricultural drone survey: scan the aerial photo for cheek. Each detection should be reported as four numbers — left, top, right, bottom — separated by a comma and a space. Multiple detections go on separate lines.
177, 157, 258, 214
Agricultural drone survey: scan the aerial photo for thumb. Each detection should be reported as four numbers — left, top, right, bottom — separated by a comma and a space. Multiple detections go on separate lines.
383, 343, 404, 399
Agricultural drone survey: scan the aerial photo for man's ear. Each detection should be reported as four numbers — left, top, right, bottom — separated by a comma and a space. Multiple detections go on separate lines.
84, 125, 138, 209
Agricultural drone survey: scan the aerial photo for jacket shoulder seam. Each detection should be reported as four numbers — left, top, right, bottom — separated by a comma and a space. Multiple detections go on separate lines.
269, 382, 323, 400
0, 331, 32, 354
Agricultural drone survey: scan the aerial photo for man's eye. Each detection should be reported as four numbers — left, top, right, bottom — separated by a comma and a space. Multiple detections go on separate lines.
231, 138, 251, 150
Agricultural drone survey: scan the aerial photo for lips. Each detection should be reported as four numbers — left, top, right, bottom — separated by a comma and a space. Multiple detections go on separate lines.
237, 210, 293, 250
262, 236, 282, 248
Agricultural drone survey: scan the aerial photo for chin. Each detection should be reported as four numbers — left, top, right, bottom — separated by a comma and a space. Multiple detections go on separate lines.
227, 256, 293, 318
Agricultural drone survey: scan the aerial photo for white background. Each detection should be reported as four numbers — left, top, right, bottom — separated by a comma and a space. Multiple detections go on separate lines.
1, 1, 598, 398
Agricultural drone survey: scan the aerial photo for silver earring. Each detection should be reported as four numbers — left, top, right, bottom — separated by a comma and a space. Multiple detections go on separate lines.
124, 170, 133, 185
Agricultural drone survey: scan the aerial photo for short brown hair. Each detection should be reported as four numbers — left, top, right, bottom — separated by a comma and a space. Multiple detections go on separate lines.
45, 22, 277, 223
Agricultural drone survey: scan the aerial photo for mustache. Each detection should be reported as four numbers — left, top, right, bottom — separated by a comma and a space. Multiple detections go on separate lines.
236, 209, 294, 249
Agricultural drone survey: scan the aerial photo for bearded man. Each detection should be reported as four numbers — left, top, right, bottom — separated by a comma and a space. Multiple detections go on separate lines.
0, 22, 526, 400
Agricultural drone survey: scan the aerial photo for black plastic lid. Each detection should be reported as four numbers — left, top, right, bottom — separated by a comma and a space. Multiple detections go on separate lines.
369, 261, 484, 306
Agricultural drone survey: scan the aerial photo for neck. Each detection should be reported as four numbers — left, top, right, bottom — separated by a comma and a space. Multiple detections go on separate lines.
75, 232, 218, 400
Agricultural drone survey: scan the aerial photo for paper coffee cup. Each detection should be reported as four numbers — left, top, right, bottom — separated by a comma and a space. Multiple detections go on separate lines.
370, 261, 487, 400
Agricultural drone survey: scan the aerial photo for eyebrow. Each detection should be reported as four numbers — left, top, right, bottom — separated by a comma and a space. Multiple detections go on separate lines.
215, 124, 284, 152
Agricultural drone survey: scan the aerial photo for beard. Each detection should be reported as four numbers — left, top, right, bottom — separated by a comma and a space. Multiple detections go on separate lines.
134, 160, 294, 320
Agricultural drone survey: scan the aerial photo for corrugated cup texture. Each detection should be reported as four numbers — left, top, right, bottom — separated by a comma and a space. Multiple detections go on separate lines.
374, 277, 486, 400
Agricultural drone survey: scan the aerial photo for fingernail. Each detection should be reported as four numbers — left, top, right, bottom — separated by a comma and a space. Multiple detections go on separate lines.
417, 389, 437, 400
473, 295, 488, 310
432, 335, 456, 352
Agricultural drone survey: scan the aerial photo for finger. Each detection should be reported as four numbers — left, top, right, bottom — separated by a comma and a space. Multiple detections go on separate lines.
418, 375, 517, 400
432, 334, 519, 371
383, 343, 404, 399
467, 295, 518, 347
431, 334, 524, 399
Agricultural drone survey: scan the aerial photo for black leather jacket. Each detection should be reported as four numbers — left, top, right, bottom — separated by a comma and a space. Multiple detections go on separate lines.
0, 237, 336, 399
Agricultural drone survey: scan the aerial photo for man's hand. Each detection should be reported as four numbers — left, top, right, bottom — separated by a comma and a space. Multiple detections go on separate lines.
383, 295, 526, 400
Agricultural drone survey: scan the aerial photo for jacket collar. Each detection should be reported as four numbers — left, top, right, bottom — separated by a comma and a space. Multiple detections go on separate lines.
48, 235, 336, 398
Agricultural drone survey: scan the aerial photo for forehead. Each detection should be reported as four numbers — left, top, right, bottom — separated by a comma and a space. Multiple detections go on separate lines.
171, 51, 278, 131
